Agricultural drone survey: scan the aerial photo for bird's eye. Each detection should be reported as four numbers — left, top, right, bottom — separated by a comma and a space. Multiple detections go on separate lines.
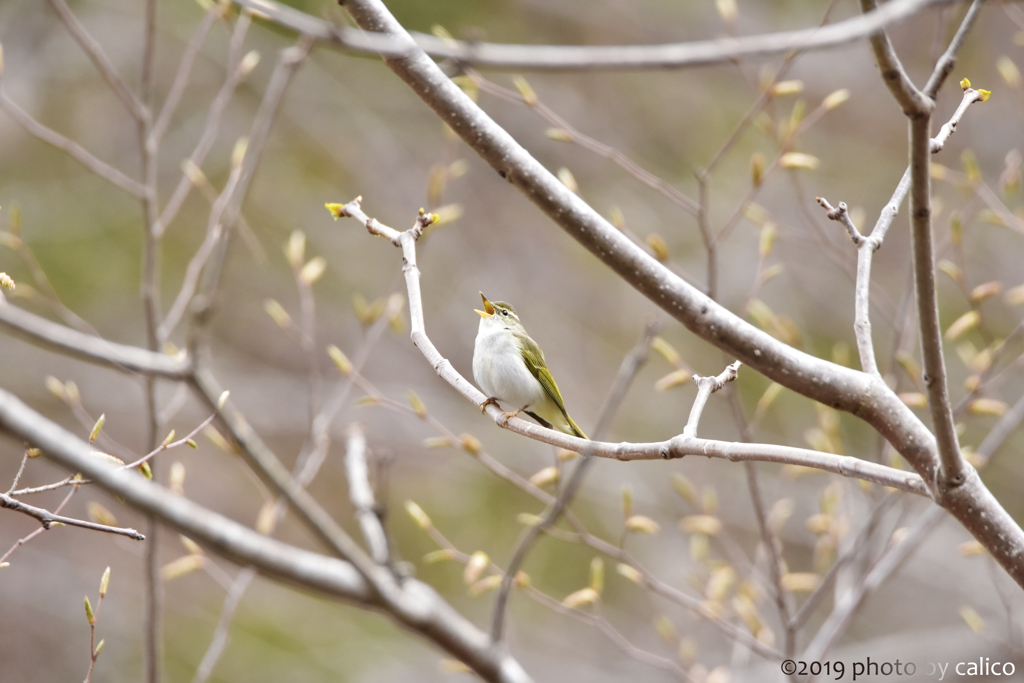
501, 309, 509, 316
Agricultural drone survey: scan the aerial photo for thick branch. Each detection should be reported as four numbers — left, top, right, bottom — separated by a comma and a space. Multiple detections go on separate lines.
0, 389, 531, 683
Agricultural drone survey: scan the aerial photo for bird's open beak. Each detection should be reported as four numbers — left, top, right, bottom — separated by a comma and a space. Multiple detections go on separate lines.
475, 291, 495, 318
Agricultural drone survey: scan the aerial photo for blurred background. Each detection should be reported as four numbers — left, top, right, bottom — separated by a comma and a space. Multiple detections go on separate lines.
1, 0, 1023, 681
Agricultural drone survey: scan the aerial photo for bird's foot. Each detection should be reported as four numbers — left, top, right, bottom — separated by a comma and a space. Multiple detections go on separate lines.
480, 397, 500, 414
501, 406, 528, 427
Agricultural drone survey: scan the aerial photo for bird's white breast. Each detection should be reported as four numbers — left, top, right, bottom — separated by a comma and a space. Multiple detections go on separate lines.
473, 318, 545, 409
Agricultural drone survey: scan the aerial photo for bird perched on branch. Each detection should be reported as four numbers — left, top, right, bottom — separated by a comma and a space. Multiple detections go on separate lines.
472, 292, 587, 439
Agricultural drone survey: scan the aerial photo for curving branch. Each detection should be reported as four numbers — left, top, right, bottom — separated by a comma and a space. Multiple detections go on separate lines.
232, 0, 956, 71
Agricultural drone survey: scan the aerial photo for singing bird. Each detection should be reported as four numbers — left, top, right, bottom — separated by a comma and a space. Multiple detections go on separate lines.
472, 292, 586, 439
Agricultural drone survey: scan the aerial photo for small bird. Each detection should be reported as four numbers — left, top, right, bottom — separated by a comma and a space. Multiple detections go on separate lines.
472, 292, 587, 439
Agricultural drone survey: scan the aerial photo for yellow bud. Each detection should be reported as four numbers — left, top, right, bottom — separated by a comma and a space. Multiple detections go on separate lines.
138, 461, 153, 480
169, 462, 186, 495
237, 50, 260, 78
529, 466, 559, 487
977, 89, 991, 102
645, 233, 670, 261
161, 429, 176, 448
958, 540, 986, 557
1005, 283, 1024, 306
997, 57, 1021, 89
263, 299, 291, 329
625, 515, 660, 534
89, 414, 105, 444
898, 392, 928, 408
404, 500, 432, 530
557, 167, 578, 194
968, 398, 1008, 417
161, 554, 205, 581
87, 502, 117, 528
464, 551, 489, 585
945, 310, 980, 341
99, 567, 111, 597
299, 256, 327, 285
755, 382, 784, 421
562, 587, 599, 608
781, 572, 821, 593
84, 596, 95, 625
822, 88, 850, 110
705, 565, 736, 601
938, 259, 963, 284
715, 0, 737, 23
512, 75, 537, 106
655, 369, 692, 392
960, 78, 972, 90
960, 606, 985, 633
750, 152, 765, 187
230, 137, 248, 169
759, 222, 776, 257
459, 433, 482, 455
285, 231, 306, 269
971, 281, 1002, 303
671, 473, 698, 505
327, 345, 353, 376
255, 500, 277, 535
407, 389, 427, 418
545, 127, 574, 142
654, 614, 677, 643
430, 203, 463, 227
768, 80, 803, 97
0, 272, 14, 290
204, 426, 233, 454
424, 549, 454, 564
589, 557, 605, 594
680, 515, 722, 536
779, 152, 819, 170
616, 563, 643, 584
651, 336, 683, 368
516, 513, 544, 526
469, 574, 503, 596
180, 535, 203, 556
325, 203, 345, 220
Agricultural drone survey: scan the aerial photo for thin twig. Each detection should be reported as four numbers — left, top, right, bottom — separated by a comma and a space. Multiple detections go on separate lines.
233, 0, 956, 71
345, 424, 390, 565
47, 0, 147, 121
0, 492, 145, 539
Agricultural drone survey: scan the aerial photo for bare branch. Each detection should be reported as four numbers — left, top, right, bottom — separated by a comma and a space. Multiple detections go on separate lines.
0, 491, 145, 540
923, 0, 984, 98
0, 92, 146, 198
233, 0, 957, 71
47, 0, 148, 121
682, 361, 741, 439
0, 303, 192, 378
344, 424, 390, 565
859, 0, 931, 115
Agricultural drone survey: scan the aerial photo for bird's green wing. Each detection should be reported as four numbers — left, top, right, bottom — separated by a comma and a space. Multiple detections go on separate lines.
518, 333, 587, 439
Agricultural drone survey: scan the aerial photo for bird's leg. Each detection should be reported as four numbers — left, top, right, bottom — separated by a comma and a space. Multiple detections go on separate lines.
501, 405, 529, 427
480, 397, 500, 414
